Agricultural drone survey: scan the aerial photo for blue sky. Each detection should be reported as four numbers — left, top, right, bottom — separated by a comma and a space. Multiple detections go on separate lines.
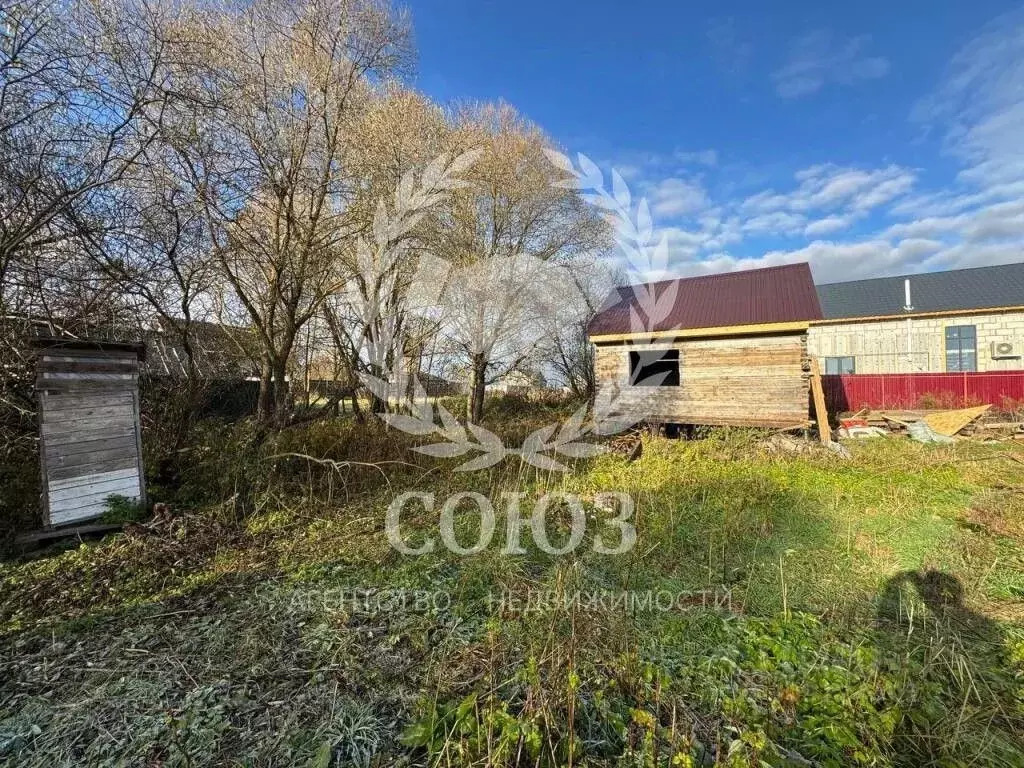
412, 1, 1024, 283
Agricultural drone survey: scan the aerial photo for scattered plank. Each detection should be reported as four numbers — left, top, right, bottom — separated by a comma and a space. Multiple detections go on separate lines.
774, 422, 813, 433
879, 413, 910, 427
923, 405, 992, 437
15, 522, 124, 547
809, 358, 831, 444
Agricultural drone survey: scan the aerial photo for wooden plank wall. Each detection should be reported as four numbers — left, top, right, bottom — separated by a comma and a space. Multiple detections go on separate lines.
37, 348, 145, 527
593, 333, 811, 428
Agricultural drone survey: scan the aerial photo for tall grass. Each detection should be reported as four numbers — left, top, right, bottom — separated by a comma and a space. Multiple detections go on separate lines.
1, 401, 1023, 766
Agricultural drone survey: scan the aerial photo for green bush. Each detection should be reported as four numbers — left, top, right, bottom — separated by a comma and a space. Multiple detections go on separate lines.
101, 495, 148, 525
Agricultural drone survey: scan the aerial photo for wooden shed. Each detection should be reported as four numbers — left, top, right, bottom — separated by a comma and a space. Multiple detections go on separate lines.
587, 264, 824, 429
34, 339, 146, 527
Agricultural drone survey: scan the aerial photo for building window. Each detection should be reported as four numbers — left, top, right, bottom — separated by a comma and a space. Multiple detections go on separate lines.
628, 349, 680, 386
945, 325, 977, 372
823, 356, 856, 375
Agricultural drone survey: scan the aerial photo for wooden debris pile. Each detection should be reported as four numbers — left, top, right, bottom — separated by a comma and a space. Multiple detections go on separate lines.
607, 431, 644, 461
836, 416, 888, 439
761, 433, 818, 455
840, 405, 1024, 442
123, 502, 180, 537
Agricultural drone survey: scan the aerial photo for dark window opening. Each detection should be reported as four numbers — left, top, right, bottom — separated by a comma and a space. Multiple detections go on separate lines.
629, 349, 680, 386
824, 356, 856, 375
945, 325, 977, 372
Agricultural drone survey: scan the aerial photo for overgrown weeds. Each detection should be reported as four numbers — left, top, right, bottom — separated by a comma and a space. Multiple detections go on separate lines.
1, 413, 1023, 765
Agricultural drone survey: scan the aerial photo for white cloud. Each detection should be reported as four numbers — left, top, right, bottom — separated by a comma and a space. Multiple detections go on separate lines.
882, 199, 1024, 243
913, 7, 1024, 188
849, 173, 916, 210
603, 12, 1024, 287
918, 242, 1024, 272
774, 30, 889, 99
707, 18, 752, 75
637, 141, 1019, 284
669, 238, 946, 283
891, 180, 1024, 217
648, 177, 709, 218
658, 215, 743, 255
804, 215, 853, 237
674, 149, 718, 167
793, 164, 916, 211
881, 216, 961, 241
743, 211, 806, 235
894, 238, 944, 261
660, 226, 709, 249
766, 241, 895, 282
740, 163, 916, 221
612, 163, 643, 182
740, 189, 789, 213
959, 199, 1024, 241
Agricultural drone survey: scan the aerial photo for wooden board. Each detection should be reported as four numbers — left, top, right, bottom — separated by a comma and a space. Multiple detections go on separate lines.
39, 372, 137, 381
43, 426, 137, 448
41, 414, 135, 435
16, 522, 124, 546
809, 358, 831, 444
49, 467, 139, 492
47, 444, 140, 469
38, 360, 139, 375
41, 403, 136, 423
923, 405, 992, 437
47, 467, 142, 523
38, 381, 138, 395
51, 502, 117, 526
43, 393, 135, 411
49, 456, 138, 482
49, 480, 141, 507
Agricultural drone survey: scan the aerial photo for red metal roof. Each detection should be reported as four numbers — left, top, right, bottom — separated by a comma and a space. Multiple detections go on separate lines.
587, 262, 823, 337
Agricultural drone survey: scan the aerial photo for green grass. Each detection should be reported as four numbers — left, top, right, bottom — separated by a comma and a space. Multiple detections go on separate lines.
1, 411, 1022, 766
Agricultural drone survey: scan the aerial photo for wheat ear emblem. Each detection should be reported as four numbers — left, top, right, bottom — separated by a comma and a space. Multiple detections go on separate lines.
361, 151, 671, 471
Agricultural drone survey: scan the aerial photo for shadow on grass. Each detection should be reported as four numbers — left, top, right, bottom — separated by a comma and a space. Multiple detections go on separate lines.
876, 569, 1024, 766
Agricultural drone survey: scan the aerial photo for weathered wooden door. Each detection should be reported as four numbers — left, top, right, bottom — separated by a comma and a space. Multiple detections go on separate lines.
36, 344, 145, 527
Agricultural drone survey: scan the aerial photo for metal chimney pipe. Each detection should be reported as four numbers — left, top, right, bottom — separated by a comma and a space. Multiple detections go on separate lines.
904, 278, 913, 311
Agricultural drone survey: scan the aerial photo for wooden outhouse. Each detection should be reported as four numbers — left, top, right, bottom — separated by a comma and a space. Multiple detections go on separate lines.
34, 339, 146, 527
587, 264, 824, 429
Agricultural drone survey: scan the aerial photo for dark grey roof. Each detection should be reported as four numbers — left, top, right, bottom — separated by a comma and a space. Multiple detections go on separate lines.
816, 262, 1024, 320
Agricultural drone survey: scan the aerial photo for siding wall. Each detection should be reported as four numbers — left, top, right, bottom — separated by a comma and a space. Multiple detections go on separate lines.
37, 347, 145, 527
593, 333, 810, 428
823, 372, 1024, 411
807, 310, 1024, 374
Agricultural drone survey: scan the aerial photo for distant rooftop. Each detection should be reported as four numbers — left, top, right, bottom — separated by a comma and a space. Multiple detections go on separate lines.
816, 261, 1024, 320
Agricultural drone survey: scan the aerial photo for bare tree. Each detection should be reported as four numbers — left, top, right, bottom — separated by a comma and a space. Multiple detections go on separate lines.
167, 0, 412, 422
429, 103, 610, 423
0, 0, 191, 502
1, 0, 612, 438
322, 86, 456, 414
542, 254, 622, 399
0, 0, 177, 313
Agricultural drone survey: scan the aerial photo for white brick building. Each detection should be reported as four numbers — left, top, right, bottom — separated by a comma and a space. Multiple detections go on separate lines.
807, 263, 1024, 375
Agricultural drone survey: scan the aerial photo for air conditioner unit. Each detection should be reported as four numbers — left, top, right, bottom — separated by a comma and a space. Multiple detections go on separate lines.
990, 340, 1022, 359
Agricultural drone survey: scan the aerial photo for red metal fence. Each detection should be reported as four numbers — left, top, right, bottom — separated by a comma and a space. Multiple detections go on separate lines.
822, 372, 1024, 412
